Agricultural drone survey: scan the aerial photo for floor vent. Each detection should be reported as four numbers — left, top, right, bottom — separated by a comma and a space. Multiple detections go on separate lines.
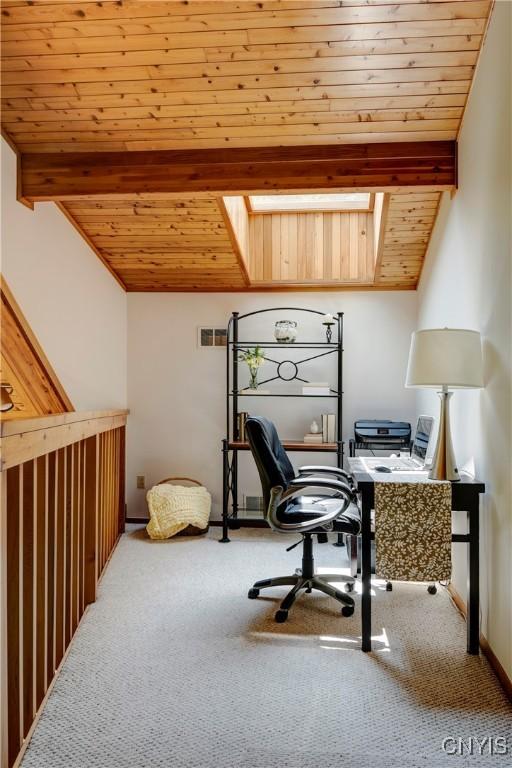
240, 495, 265, 517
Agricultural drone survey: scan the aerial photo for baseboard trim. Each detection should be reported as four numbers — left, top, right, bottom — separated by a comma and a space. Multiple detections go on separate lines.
446, 583, 512, 701
209, 519, 269, 528
125, 518, 269, 528
98, 533, 122, 583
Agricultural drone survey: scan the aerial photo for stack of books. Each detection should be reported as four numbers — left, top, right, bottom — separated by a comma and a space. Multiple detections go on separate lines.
321, 414, 336, 443
302, 382, 331, 396
303, 432, 323, 444
237, 412, 249, 441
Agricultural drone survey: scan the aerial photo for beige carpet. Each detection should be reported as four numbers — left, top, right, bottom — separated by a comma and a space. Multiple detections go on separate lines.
21, 529, 511, 768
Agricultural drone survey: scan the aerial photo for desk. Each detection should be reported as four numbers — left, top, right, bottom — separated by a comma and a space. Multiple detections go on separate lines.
347, 460, 485, 655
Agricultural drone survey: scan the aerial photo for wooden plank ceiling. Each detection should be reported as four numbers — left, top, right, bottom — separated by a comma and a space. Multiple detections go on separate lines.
62, 195, 250, 290
0, 0, 493, 291
1, 0, 491, 152
376, 191, 441, 286
59, 191, 439, 290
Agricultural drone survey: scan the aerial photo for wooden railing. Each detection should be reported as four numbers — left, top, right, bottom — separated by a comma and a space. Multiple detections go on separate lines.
0, 409, 128, 768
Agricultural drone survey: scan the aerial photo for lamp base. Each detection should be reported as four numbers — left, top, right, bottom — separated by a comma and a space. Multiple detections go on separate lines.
428, 388, 460, 482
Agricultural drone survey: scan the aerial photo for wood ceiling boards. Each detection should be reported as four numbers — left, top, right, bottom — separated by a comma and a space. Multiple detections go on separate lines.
61, 196, 250, 291
1, 0, 491, 152
375, 191, 441, 287
0, 0, 494, 291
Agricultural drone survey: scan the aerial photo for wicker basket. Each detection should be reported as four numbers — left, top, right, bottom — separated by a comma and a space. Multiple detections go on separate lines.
151, 477, 209, 536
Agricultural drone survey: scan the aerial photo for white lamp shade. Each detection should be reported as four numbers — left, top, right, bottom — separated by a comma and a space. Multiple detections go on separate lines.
406, 328, 484, 388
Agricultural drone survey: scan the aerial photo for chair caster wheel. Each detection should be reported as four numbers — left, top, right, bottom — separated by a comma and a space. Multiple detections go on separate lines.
275, 609, 288, 623
341, 605, 354, 617
344, 582, 355, 593
427, 584, 437, 595
386, 582, 393, 592
248, 588, 260, 599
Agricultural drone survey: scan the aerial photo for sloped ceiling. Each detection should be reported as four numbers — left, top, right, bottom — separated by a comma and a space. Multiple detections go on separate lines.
0, 0, 493, 290
2, 0, 491, 152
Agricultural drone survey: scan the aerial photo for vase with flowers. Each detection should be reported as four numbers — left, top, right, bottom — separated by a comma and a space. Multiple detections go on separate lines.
239, 346, 265, 392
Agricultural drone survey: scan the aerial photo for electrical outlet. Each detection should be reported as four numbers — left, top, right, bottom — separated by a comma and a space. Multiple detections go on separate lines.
136, 475, 145, 490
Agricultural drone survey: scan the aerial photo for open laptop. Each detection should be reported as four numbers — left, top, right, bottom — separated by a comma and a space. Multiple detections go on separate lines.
360, 415, 434, 472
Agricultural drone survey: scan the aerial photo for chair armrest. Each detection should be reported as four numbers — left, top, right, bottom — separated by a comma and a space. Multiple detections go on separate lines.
268, 485, 351, 532
289, 476, 355, 498
298, 465, 354, 485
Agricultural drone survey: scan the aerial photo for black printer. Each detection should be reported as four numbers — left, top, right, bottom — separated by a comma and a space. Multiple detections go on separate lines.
349, 420, 411, 456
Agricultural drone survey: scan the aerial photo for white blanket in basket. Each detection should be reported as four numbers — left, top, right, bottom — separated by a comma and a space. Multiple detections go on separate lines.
146, 484, 211, 540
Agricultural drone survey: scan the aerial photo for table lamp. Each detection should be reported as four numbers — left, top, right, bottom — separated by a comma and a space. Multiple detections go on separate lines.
405, 328, 484, 481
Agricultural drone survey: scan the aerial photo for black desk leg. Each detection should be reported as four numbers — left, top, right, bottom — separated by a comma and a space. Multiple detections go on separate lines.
220, 441, 230, 543
361, 487, 372, 652
467, 497, 480, 654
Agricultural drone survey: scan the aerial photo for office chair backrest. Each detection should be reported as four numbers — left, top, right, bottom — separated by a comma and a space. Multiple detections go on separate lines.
245, 416, 296, 511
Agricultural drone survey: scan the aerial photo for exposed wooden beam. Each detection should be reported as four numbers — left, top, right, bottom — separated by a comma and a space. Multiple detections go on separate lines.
21, 142, 457, 201
1, 129, 34, 210
125, 282, 416, 293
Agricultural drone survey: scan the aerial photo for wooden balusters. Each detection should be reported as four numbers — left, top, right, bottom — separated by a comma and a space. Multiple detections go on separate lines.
98, 429, 121, 575
6, 466, 21, 767
0, 411, 127, 768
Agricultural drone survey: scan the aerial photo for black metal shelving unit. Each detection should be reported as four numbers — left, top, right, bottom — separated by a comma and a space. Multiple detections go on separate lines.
221, 307, 344, 542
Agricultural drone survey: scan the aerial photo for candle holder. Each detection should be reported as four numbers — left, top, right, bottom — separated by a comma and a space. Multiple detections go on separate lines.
322, 315, 335, 343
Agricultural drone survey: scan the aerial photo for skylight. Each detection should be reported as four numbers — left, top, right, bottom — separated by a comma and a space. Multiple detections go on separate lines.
248, 193, 372, 213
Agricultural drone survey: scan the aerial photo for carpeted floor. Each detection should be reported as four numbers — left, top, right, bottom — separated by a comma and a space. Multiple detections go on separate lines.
21, 528, 511, 768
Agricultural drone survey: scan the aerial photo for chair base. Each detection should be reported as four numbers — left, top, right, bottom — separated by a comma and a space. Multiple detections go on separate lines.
249, 571, 355, 621
248, 532, 356, 622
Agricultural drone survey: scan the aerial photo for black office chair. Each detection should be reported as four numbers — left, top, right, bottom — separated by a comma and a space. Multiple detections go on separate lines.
245, 416, 360, 623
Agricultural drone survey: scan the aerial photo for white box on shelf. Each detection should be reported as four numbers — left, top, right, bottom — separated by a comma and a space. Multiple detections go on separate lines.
302, 386, 331, 396
327, 414, 336, 443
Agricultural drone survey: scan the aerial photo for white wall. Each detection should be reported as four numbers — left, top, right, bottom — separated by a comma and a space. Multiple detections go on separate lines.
1, 138, 127, 410
126, 291, 417, 519
416, 3, 512, 677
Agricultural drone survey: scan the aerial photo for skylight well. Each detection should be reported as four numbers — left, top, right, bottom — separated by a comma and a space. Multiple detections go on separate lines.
248, 193, 372, 213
